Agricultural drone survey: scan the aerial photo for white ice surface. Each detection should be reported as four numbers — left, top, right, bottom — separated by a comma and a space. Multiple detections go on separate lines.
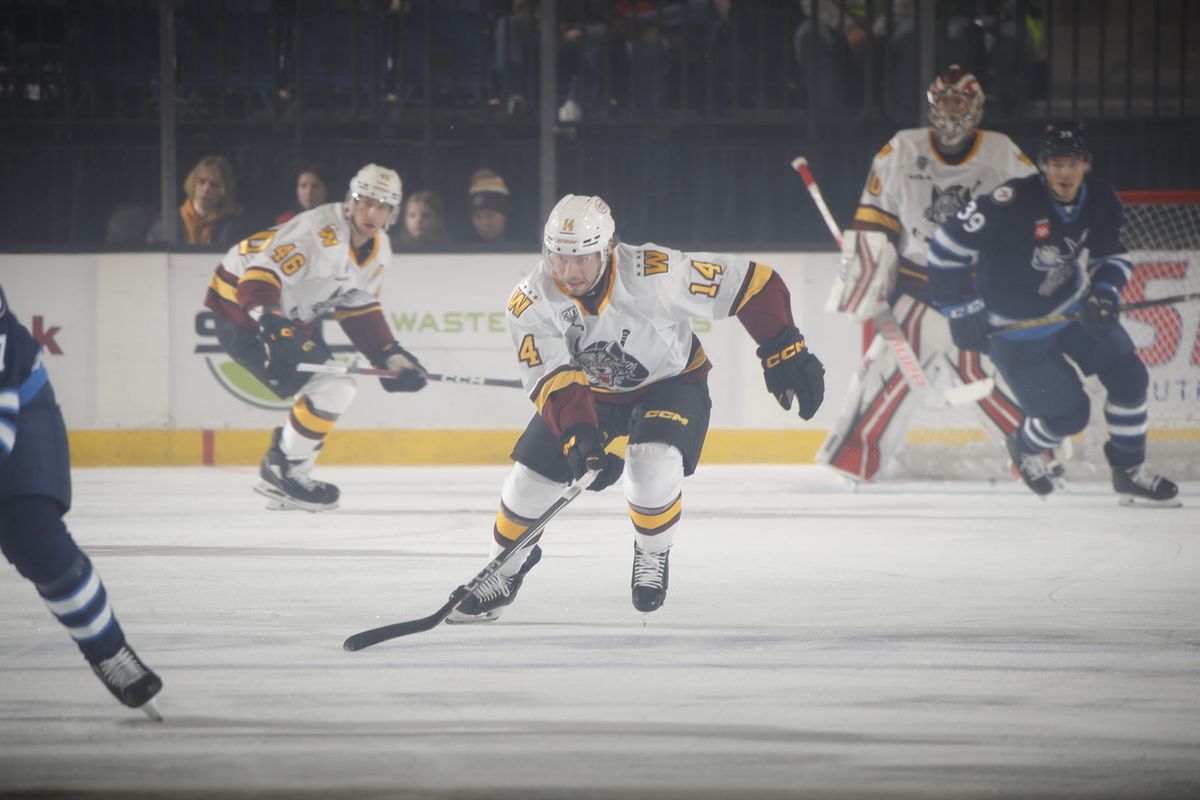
2, 465, 1199, 799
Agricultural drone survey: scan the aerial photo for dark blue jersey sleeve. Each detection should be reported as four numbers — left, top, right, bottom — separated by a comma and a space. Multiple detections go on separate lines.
927, 192, 997, 317
0, 286, 50, 461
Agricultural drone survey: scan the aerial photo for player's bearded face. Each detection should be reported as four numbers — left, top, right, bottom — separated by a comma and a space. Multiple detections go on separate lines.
1040, 156, 1089, 203
548, 251, 604, 295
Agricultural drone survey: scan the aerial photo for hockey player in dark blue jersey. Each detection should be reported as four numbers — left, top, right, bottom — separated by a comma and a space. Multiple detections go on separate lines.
926, 124, 1180, 507
0, 286, 164, 717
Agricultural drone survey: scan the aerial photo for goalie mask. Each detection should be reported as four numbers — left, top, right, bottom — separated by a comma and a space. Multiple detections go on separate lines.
543, 194, 616, 295
927, 66, 984, 149
346, 163, 403, 228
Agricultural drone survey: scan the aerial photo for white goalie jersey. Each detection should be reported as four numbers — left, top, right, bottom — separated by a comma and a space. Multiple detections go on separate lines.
506, 241, 775, 403
854, 128, 1036, 268
210, 201, 390, 325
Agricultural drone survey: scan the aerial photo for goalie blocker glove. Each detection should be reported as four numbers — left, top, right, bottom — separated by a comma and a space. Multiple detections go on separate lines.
372, 341, 427, 392
756, 325, 825, 419
561, 425, 624, 491
258, 309, 332, 384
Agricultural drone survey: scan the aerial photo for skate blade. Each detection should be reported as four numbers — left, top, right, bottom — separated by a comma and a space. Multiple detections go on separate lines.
1118, 494, 1183, 509
252, 482, 337, 513
139, 699, 163, 722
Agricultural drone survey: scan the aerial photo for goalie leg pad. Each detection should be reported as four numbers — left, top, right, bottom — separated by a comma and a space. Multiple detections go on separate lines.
826, 229, 899, 322
816, 336, 917, 482
625, 442, 684, 552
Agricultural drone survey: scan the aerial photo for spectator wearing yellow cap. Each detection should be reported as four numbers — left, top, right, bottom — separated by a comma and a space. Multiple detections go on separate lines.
467, 169, 511, 243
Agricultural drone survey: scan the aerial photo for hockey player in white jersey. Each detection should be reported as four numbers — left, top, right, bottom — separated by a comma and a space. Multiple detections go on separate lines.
448, 194, 826, 622
818, 65, 1043, 482
203, 163, 426, 511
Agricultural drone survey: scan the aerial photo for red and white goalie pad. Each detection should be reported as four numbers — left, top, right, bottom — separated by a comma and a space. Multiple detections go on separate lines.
825, 229, 898, 323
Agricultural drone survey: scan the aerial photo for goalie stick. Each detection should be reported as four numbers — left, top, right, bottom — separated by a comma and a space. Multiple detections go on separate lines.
343, 479, 587, 650
297, 362, 523, 389
790, 156, 994, 406
989, 291, 1200, 335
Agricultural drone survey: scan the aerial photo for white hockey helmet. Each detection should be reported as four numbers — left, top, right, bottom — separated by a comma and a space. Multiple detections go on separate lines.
543, 194, 615, 256
927, 65, 985, 149
346, 163, 403, 228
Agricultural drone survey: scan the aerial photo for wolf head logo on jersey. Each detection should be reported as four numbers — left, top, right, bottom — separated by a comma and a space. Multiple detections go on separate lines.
1032, 237, 1082, 297
572, 330, 649, 389
924, 185, 973, 225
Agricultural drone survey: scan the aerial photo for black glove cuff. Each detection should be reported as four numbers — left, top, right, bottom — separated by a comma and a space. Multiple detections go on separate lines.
755, 325, 803, 360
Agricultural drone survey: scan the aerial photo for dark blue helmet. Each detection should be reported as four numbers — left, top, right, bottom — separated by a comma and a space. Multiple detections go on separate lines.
1038, 123, 1091, 164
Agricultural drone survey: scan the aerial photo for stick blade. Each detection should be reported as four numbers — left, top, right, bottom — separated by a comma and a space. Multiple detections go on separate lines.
343, 594, 461, 651
942, 377, 996, 406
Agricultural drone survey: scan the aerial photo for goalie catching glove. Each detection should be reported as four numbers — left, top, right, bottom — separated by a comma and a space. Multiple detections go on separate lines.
561, 425, 624, 492
258, 309, 332, 384
756, 326, 825, 420
825, 229, 898, 322
371, 341, 427, 392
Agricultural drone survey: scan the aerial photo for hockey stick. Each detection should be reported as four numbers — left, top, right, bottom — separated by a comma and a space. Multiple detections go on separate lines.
989, 291, 1200, 335
790, 156, 994, 405
297, 361, 523, 389
343, 480, 586, 651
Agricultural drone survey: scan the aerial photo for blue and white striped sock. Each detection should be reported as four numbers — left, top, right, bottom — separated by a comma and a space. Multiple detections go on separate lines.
1105, 399, 1148, 464
1017, 416, 1062, 454
36, 555, 126, 663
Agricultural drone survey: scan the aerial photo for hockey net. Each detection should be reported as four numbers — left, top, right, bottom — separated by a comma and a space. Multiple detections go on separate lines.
887, 190, 1200, 482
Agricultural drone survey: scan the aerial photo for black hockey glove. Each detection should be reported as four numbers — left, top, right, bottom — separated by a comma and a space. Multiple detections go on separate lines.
1080, 286, 1120, 337
945, 298, 990, 352
561, 425, 624, 492
755, 325, 825, 420
372, 342, 427, 393
258, 310, 331, 384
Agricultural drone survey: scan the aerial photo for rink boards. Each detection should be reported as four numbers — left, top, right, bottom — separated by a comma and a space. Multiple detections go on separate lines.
0, 250, 1196, 467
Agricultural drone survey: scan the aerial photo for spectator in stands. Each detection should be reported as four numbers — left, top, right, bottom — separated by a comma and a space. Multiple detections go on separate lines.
466, 169, 511, 243
275, 162, 331, 225
793, 0, 917, 119
392, 190, 452, 248
147, 155, 243, 247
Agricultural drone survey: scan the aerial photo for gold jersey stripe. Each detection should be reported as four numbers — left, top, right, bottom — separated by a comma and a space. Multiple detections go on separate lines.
210, 272, 239, 304
854, 206, 902, 234
241, 267, 282, 289
533, 368, 590, 414
334, 303, 381, 321
733, 263, 775, 315
291, 397, 337, 435
629, 495, 682, 533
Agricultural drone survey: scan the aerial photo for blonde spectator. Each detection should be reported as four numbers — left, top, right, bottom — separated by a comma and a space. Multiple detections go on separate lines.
147, 155, 243, 247
392, 189, 451, 248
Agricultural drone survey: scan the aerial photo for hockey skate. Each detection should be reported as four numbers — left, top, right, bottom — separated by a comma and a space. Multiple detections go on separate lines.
90, 644, 163, 721
631, 543, 670, 613
1112, 464, 1181, 508
447, 545, 542, 624
254, 427, 339, 512
1005, 436, 1057, 497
